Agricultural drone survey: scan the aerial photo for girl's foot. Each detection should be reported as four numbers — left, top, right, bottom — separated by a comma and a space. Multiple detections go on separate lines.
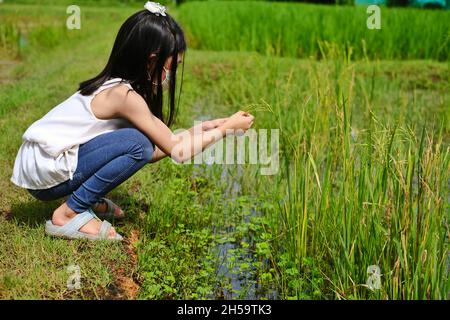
92, 199, 124, 218
52, 202, 118, 239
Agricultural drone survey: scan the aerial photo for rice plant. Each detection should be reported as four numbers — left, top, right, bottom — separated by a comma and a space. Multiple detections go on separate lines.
255, 45, 449, 299
177, 1, 450, 60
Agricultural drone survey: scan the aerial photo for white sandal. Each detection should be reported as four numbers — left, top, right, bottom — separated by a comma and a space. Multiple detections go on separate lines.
45, 208, 123, 241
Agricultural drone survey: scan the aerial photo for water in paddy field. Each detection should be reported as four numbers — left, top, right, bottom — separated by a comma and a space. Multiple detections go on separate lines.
192, 162, 278, 300
190, 109, 278, 299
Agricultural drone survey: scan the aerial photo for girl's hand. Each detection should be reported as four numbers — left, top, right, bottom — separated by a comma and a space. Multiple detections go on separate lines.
203, 118, 229, 131
221, 111, 254, 134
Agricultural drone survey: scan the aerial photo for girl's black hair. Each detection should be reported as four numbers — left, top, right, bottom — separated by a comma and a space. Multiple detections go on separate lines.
78, 9, 186, 127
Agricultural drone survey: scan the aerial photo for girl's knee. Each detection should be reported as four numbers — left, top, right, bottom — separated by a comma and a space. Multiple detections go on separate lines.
121, 128, 154, 162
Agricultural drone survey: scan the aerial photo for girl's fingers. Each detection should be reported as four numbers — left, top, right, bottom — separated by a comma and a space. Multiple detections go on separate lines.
202, 118, 225, 131
202, 120, 214, 131
214, 118, 228, 127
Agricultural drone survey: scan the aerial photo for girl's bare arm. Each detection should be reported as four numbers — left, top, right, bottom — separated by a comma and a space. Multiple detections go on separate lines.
150, 117, 229, 163
115, 90, 232, 163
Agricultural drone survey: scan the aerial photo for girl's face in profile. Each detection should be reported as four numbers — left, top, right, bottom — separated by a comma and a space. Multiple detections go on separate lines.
150, 52, 184, 85
163, 52, 184, 81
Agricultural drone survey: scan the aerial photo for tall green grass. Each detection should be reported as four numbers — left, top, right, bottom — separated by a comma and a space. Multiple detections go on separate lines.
254, 47, 449, 299
177, 1, 450, 60
192, 45, 448, 299
273, 85, 449, 299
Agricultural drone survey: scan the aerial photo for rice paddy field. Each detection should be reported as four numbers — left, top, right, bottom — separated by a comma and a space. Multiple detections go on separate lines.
0, 1, 448, 300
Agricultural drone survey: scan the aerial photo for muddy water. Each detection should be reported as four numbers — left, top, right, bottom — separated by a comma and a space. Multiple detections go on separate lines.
191, 146, 278, 299
189, 107, 279, 298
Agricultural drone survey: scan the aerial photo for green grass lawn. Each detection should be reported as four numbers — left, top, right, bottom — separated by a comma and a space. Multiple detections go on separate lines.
0, 4, 142, 299
0, 3, 448, 299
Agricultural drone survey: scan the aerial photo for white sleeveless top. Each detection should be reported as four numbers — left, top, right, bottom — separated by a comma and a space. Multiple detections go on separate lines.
10, 78, 135, 190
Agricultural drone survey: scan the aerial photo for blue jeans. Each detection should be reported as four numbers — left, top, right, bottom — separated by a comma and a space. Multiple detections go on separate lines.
27, 128, 154, 213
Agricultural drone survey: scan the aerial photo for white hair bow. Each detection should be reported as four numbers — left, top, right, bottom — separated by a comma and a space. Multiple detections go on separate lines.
144, 1, 167, 17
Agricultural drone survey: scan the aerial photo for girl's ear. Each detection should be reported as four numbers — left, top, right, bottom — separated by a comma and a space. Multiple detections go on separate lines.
147, 53, 157, 72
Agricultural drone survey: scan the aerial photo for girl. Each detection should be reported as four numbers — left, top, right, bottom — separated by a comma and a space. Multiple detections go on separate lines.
10, 2, 254, 241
